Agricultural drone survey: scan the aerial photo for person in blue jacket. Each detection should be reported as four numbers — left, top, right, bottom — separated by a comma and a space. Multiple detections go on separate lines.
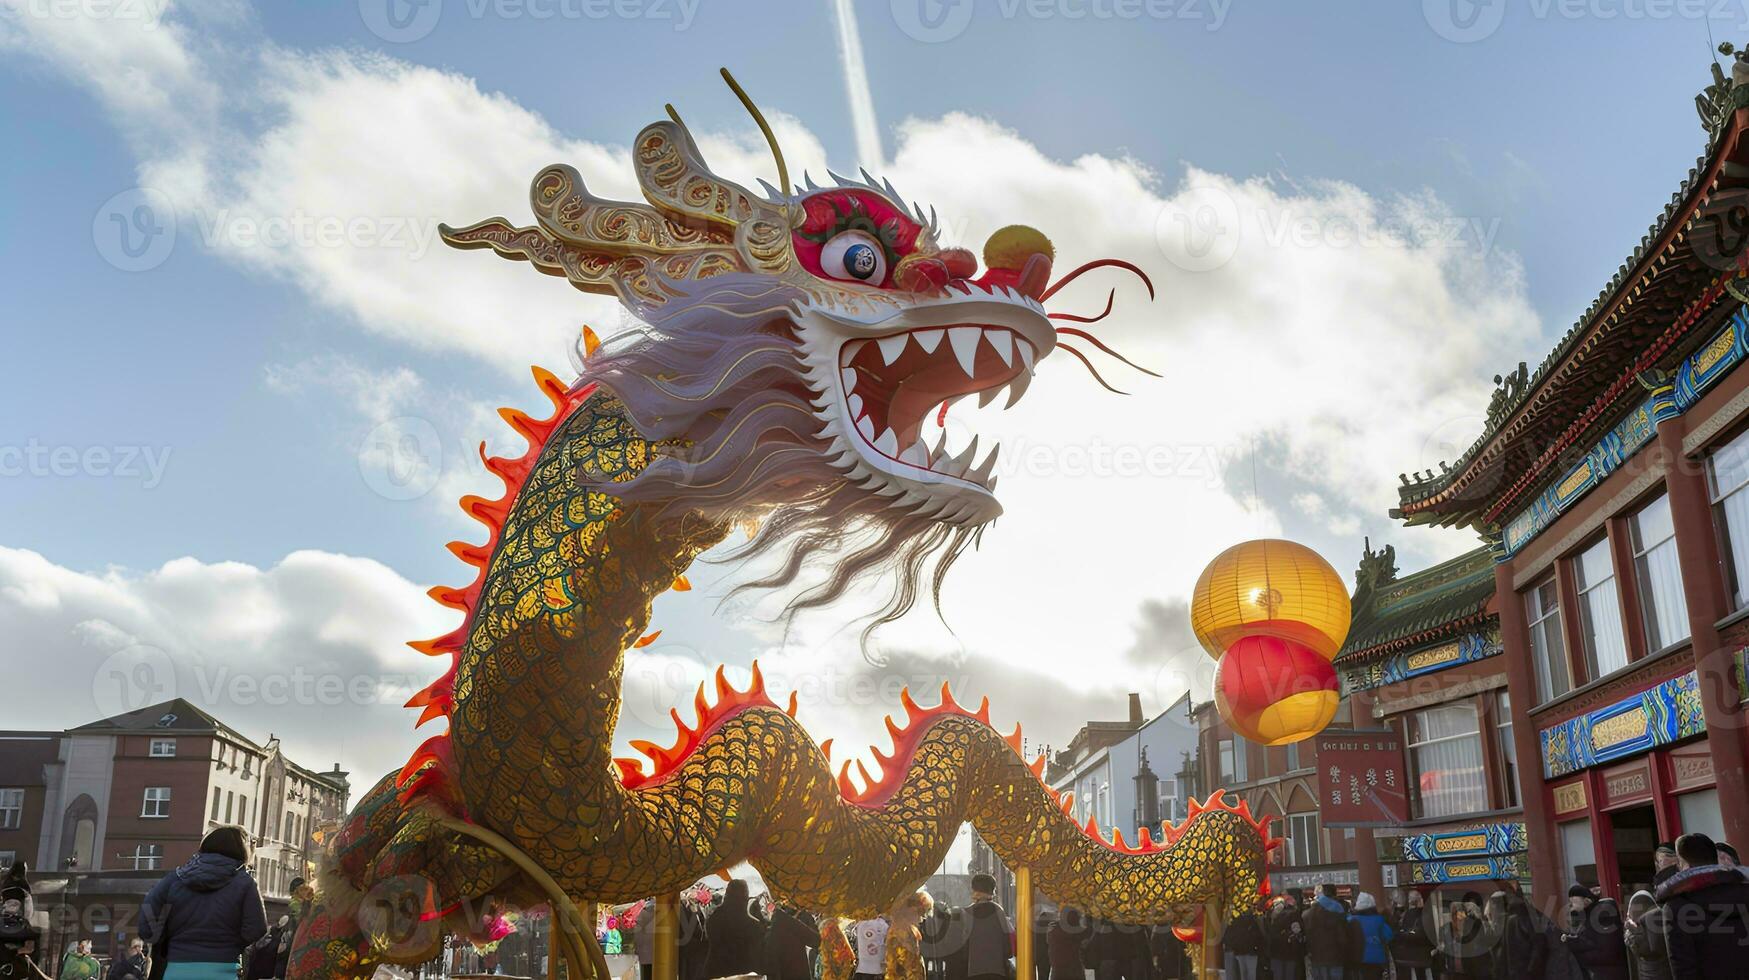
139, 826, 267, 980
1345, 892, 1393, 980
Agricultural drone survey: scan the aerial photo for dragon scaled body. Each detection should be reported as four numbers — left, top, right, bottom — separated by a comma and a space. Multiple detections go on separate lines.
287, 78, 1275, 980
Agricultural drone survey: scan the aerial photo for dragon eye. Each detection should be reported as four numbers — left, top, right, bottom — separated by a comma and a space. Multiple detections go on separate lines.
820, 231, 887, 284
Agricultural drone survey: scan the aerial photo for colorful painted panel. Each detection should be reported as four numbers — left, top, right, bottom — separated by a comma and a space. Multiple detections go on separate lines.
1343, 629, 1503, 691
1409, 854, 1525, 885
1400, 822, 1528, 862
1539, 671, 1706, 778
1502, 306, 1749, 559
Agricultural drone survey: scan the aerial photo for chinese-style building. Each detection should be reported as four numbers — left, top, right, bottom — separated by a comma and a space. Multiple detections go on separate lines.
1388, 51, 1749, 902
1333, 542, 1530, 899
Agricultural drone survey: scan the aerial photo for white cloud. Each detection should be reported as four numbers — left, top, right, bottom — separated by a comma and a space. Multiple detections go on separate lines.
2, 1, 1545, 773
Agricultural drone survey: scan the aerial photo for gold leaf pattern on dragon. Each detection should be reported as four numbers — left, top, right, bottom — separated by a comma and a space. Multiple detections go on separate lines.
286, 84, 1276, 980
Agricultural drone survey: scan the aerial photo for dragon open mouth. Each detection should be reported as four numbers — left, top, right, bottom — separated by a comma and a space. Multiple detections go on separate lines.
839, 325, 1034, 488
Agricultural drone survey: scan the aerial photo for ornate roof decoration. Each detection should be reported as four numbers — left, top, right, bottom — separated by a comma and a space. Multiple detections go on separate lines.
1392, 48, 1749, 534
1338, 545, 1496, 662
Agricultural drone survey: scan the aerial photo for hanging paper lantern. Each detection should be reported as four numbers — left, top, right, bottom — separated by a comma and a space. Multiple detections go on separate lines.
1190, 539, 1351, 660
1214, 635, 1340, 746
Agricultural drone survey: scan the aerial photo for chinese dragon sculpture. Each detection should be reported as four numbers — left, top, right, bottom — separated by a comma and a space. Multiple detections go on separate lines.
288, 72, 1276, 980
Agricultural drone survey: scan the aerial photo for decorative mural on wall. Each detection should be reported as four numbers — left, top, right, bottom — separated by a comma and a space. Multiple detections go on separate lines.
1400, 821, 1527, 862
1502, 304, 1749, 558
1539, 670, 1706, 778
1409, 854, 1526, 885
1341, 629, 1503, 692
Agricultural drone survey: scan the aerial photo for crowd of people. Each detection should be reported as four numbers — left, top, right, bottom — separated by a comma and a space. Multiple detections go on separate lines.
1218, 832, 1749, 980
5, 826, 1748, 980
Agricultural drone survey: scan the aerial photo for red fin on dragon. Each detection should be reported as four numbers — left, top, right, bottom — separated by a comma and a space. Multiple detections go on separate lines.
287, 70, 1277, 980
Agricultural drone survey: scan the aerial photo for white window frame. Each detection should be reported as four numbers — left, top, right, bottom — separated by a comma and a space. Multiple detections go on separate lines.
1708, 427, 1749, 608
1218, 740, 1236, 784
1628, 493, 1689, 652
141, 786, 172, 818
131, 843, 163, 871
1573, 536, 1628, 681
148, 738, 176, 758
1406, 703, 1487, 820
1526, 578, 1570, 703
1285, 811, 1322, 867
1497, 690, 1519, 809
0, 789, 23, 830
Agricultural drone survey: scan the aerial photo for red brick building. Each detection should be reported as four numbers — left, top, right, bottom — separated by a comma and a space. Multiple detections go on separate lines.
1390, 53, 1749, 902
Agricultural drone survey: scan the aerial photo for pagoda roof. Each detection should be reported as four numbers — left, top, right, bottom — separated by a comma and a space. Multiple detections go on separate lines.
1337, 544, 1497, 662
1393, 55, 1749, 532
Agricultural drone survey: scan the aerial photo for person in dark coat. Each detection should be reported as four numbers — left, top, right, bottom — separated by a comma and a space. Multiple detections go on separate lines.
764, 904, 819, 980
678, 895, 711, 980
1390, 891, 1435, 980
1147, 924, 1185, 980
1439, 893, 1492, 980
920, 903, 963, 980
703, 880, 766, 978
138, 826, 267, 980
108, 938, 151, 980
1302, 885, 1350, 980
1220, 908, 1264, 980
1561, 884, 1629, 980
962, 875, 1012, 980
1262, 896, 1303, 980
1045, 908, 1086, 980
1622, 890, 1671, 980
1655, 832, 1749, 980
1486, 891, 1546, 980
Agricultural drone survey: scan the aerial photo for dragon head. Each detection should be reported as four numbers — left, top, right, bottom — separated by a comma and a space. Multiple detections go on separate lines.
441, 72, 1149, 630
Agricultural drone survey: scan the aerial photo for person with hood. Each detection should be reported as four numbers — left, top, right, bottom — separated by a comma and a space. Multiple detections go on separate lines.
107, 939, 150, 980
138, 826, 267, 980
962, 874, 1012, 980
1220, 906, 1264, 980
1045, 908, 1086, 980
1622, 890, 1670, 980
1262, 895, 1303, 980
1302, 884, 1351, 980
1344, 893, 1392, 980
703, 879, 766, 978
1656, 832, 1749, 980
1561, 883, 1629, 980
1439, 893, 1492, 980
1389, 891, 1434, 980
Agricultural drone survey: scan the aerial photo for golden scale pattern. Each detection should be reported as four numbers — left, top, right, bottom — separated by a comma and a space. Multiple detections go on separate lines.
288, 390, 1272, 980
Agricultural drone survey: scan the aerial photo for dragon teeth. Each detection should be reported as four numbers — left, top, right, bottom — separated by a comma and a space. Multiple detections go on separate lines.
984, 328, 1014, 367
874, 427, 898, 457
857, 414, 877, 442
948, 326, 981, 377
1004, 371, 1032, 410
842, 367, 858, 394
1018, 341, 1036, 372
968, 444, 1001, 484
978, 386, 1001, 409
915, 328, 945, 353
877, 334, 909, 365
848, 393, 864, 418
900, 441, 928, 467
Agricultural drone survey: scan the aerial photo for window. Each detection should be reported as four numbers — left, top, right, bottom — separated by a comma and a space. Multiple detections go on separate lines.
1710, 428, 1749, 608
1526, 578, 1571, 703
0, 852, 13, 869
141, 787, 171, 818
1497, 691, 1519, 809
1560, 818, 1597, 888
1285, 812, 1322, 867
225, 791, 234, 823
211, 787, 221, 821
1156, 778, 1179, 821
1285, 740, 1302, 772
1407, 703, 1486, 819
1574, 538, 1628, 680
1217, 740, 1236, 784
148, 738, 176, 758
131, 844, 163, 871
1232, 737, 1249, 782
1629, 493, 1689, 652
0, 789, 22, 830
240, 795, 248, 829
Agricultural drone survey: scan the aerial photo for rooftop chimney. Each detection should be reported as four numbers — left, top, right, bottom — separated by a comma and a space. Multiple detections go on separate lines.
1128, 692, 1143, 725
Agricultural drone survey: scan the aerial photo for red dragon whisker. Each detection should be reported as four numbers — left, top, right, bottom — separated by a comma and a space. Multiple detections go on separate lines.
1047, 289, 1115, 323
1055, 327, 1161, 378
1057, 343, 1130, 395
1039, 258, 1155, 303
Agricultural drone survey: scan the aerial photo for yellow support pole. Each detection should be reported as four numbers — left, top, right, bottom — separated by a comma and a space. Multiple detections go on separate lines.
652, 893, 680, 980
1014, 867, 1034, 980
547, 920, 562, 980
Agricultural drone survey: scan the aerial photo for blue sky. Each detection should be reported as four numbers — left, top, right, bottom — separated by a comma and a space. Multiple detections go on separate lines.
1, 0, 1740, 786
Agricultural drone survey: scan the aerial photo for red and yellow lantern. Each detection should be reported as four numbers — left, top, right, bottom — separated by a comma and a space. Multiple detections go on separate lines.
1213, 635, 1341, 746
